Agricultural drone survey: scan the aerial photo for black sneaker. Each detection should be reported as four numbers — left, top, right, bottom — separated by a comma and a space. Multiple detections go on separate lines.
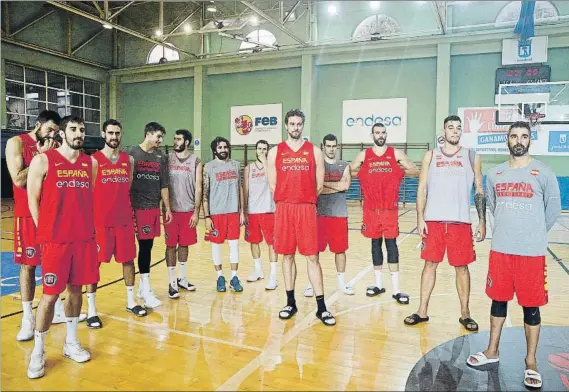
168, 284, 180, 299
177, 278, 196, 291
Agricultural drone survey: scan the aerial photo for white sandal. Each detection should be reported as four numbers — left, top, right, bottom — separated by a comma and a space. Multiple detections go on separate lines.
466, 352, 500, 367
524, 369, 542, 388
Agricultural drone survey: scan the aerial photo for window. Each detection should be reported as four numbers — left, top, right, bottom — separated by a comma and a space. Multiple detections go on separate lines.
5, 63, 101, 135
352, 14, 403, 39
495, 1, 559, 26
239, 29, 277, 53
147, 44, 180, 64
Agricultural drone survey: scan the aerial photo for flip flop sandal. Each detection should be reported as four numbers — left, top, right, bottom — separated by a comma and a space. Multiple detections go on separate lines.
279, 306, 298, 320
466, 352, 499, 367
524, 369, 542, 388
459, 317, 479, 332
393, 292, 410, 305
366, 286, 386, 297
316, 311, 336, 326
404, 313, 429, 326
126, 305, 147, 317
86, 316, 102, 329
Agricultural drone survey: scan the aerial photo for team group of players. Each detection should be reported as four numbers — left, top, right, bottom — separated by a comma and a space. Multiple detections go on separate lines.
6, 109, 561, 387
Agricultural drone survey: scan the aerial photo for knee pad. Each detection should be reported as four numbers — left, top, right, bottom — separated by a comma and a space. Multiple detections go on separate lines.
490, 300, 508, 318
523, 307, 541, 326
385, 238, 399, 263
371, 238, 383, 266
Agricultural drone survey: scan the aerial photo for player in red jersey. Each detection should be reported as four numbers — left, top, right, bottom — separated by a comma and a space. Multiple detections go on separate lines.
5, 110, 86, 341
350, 123, 419, 303
84, 119, 148, 329
26, 116, 100, 379
267, 109, 335, 326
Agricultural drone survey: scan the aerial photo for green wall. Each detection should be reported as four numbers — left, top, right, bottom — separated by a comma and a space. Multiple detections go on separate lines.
313, 57, 437, 161
450, 47, 569, 175
122, 78, 194, 147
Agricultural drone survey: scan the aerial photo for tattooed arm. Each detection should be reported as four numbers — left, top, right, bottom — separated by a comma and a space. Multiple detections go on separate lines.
202, 164, 213, 231
473, 153, 486, 242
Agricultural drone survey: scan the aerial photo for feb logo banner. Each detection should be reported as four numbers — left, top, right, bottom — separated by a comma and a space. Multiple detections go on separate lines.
342, 98, 407, 144
230, 103, 282, 146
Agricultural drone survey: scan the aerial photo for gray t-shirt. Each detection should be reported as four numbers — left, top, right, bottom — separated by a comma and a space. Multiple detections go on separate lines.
487, 159, 561, 257
317, 160, 348, 218
127, 146, 169, 210
168, 152, 199, 213
205, 159, 241, 215
247, 162, 275, 214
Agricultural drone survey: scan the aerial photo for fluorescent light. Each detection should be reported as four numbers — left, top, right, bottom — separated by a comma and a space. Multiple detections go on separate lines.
328, 4, 338, 15
155, 29, 163, 37
183, 24, 192, 33
207, 5, 216, 12
250, 15, 259, 26
370, 1, 380, 10
102, 22, 112, 29
416, 1, 426, 4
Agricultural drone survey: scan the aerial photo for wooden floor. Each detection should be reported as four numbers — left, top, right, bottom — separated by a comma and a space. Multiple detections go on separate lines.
1, 199, 569, 391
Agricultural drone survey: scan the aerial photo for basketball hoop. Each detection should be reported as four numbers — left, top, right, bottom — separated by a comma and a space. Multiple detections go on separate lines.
526, 113, 545, 128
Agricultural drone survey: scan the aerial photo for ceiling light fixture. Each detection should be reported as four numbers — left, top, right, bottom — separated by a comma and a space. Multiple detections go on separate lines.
183, 24, 192, 33
370, 1, 380, 10
328, 4, 338, 15
102, 22, 113, 29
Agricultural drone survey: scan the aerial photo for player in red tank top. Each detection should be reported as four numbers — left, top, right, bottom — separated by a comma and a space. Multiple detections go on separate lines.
85, 120, 147, 330
351, 123, 419, 304
5, 110, 78, 341
26, 116, 100, 379
267, 109, 336, 326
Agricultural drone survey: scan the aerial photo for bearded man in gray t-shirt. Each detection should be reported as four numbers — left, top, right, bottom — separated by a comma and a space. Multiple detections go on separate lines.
203, 137, 245, 293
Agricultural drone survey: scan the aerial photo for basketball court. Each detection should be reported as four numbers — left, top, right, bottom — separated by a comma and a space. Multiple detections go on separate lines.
2, 199, 569, 391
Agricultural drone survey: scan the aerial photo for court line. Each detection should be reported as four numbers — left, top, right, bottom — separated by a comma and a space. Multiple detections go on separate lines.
214, 229, 415, 391
98, 312, 263, 353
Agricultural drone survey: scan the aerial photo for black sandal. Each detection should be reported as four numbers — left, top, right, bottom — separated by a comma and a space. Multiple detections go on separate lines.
404, 313, 429, 326
459, 317, 479, 332
86, 315, 103, 329
316, 311, 336, 326
393, 292, 410, 305
279, 305, 298, 320
127, 305, 148, 317
366, 286, 386, 297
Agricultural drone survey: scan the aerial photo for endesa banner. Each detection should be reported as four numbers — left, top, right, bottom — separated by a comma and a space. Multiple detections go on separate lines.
439, 107, 569, 156
342, 98, 407, 144
230, 103, 282, 146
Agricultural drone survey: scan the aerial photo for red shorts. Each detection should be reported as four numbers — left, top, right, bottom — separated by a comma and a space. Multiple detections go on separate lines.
165, 211, 198, 247
486, 250, 548, 307
204, 213, 240, 244
318, 216, 348, 253
95, 223, 136, 263
274, 203, 318, 256
14, 216, 40, 266
420, 221, 476, 267
361, 209, 399, 239
40, 239, 100, 295
245, 213, 275, 245
134, 208, 161, 240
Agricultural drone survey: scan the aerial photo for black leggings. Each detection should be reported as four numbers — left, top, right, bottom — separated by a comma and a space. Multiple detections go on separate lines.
137, 239, 154, 274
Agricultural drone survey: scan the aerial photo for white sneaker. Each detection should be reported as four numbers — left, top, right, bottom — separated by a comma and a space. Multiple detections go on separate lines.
142, 290, 162, 309
27, 350, 46, 379
17, 316, 35, 341
63, 341, 91, 363
340, 285, 355, 295
265, 275, 278, 290
246, 269, 264, 282
304, 286, 314, 297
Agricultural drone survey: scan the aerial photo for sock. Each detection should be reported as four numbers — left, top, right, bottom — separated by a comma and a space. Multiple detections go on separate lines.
126, 286, 136, 308
55, 297, 65, 315
270, 261, 277, 276
391, 271, 400, 295
375, 269, 383, 289
139, 273, 149, 291
254, 258, 262, 271
216, 270, 223, 278
22, 301, 33, 319
87, 292, 97, 318
167, 266, 177, 287
178, 261, 187, 280
33, 330, 48, 355
65, 317, 79, 344
231, 270, 238, 278
337, 272, 345, 288
316, 295, 327, 313
286, 290, 296, 307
